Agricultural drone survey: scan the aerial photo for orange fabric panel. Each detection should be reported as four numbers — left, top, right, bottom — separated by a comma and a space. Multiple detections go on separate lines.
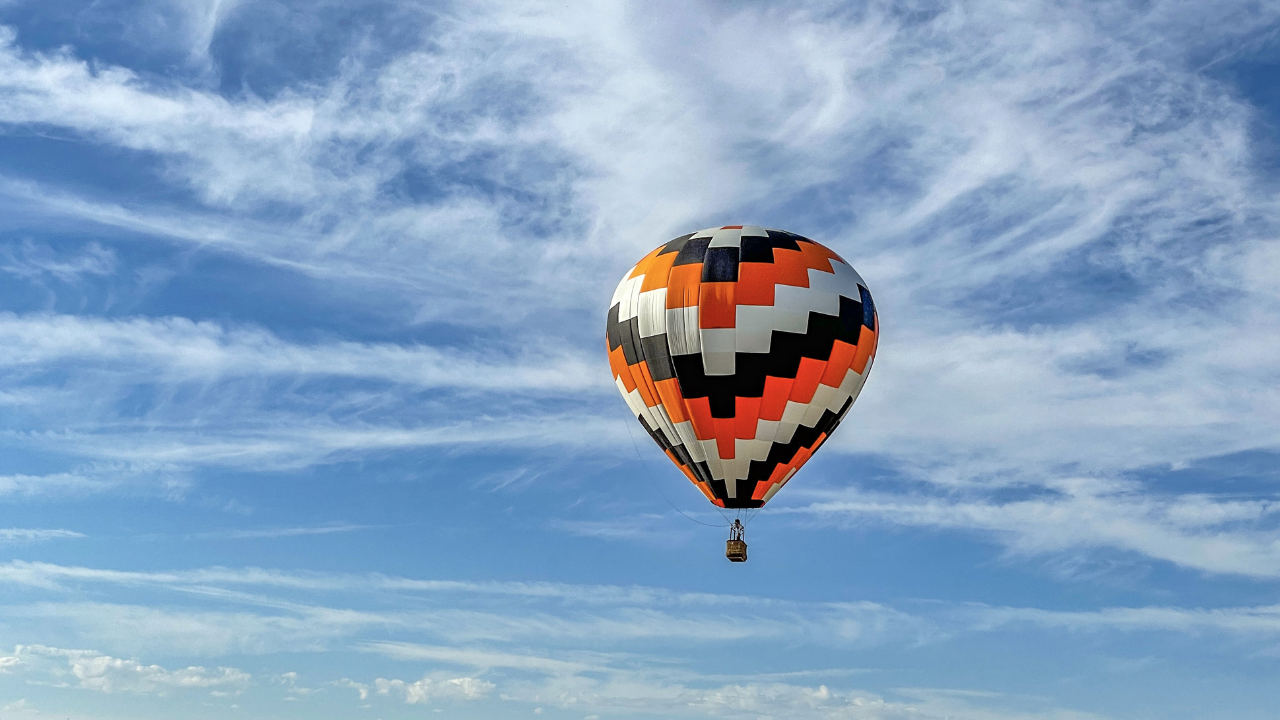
820, 339, 858, 387
698, 282, 736, 328
792, 444, 815, 468
654, 379, 688, 423
752, 478, 778, 500
609, 346, 636, 392
734, 396, 761, 439
736, 263, 776, 306
760, 376, 794, 421
789, 356, 828, 404
684, 397, 716, 441
797, 240, 839, 273
771, 248, 813, 288
694, 480, 718, 503
665, 264, 702, 308
852, 325, 878, 374
768, 461, 791, 483
631, 361, 658, 408
713, 418, 735, 460
626, 246, 664, 281
638, 251, 678, 293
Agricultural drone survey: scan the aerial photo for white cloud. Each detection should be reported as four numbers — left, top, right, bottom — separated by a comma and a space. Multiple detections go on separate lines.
0, 528, 84, 544
0, 0, 1275, 501
372, 674, 494, 703
788, 479, 1280, 578
0, 644, 250, 695
0, 312, 604, 392
972, 602, 1280, 636
0, 240, 116, 282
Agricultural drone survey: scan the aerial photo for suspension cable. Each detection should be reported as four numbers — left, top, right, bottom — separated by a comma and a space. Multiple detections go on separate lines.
618, 410, 729, 528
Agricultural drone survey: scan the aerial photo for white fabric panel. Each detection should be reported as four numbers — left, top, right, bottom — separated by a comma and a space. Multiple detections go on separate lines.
781, 400, 808, 424
831, 257, 866, 288
665, 305, 700, 356
616, 275, 644, 321
651, 403, 683, 451
699, 328, 736, 375
737, 438, 773, 462
673, 421, 705, 462
735, 305, 774, 353
690, 227, 717, 239
802, 384, 838, 427
831, 366, 866, 412
754, 419, 779, 442
740, 225, 768, 237
762, 479, 786, 504
615, 379, 644, 417
700, 439, 725, 479
619, 383, 663, 438
609, 270, 635, 308
721, 456, 751, 482
801, 268, 841, 315
708, 227, 743, 248
636, 288, 668, 338
771, 284, 816, 333
775, 421, 798, 445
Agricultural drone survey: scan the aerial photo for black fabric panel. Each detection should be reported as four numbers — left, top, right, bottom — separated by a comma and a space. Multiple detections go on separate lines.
658, 233, 695, 255
739, 236, 774, 263
709, 478, 728, 500
731, 353, 770, 397
606, 304, 623, 351
788, 421, 825, 455
618, 316, 641, 365
671, 354, 737, 418
692, 460, 714, 486
671, 353, 710, 397
760, 332, 807, 378
746, 459, 775, 481
801, 312, 842, 360
640, 334, 676, 381
838, 295, 863, 342
701, 247, 740, 282
672, 237, 712, 266
819, 397, 854, 436
637, 414, 671, 453
723, 496, 764, 509
708, 388, 736, 418
670, 442, 696, 470
767, 229, 809, 246
859, 285, 876, 331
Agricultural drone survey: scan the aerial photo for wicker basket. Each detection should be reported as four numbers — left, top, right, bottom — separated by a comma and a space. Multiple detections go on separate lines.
725, 539, 748, 562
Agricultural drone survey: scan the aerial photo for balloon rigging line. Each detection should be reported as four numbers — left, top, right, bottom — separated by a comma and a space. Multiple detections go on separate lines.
619, 409, 732, 527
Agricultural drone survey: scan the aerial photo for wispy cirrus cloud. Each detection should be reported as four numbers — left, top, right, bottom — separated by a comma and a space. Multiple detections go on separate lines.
787, 477, 1280, 578
0, 528, 84, 544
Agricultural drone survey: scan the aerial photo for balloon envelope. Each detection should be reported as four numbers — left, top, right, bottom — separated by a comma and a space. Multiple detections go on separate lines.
606, 226, 878, 508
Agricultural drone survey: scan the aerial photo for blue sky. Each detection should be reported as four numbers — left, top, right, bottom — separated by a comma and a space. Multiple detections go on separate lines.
0, 0, 1278, 717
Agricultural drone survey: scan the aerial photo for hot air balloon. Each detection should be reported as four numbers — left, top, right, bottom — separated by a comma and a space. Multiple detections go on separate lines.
606, 226, 878, 560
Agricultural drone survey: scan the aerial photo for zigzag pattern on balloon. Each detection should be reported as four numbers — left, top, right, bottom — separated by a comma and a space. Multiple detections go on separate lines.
607, 226, 878, 509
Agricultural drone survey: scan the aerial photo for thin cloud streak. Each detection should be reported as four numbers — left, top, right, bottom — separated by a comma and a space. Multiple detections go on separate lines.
787, 480, 1280, 578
